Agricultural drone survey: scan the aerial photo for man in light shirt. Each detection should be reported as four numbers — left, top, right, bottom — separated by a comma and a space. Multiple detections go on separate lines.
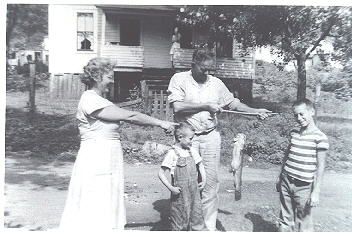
167, 47, 271, 231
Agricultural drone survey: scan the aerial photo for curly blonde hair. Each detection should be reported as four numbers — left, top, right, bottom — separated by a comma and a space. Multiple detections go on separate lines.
81, 57, 115, 88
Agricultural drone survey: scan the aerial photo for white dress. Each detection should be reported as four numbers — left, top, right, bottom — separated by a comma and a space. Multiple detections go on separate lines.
60, 90, 125, 230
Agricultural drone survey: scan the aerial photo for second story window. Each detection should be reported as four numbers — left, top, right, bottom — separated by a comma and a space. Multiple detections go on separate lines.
77, 12, 94, 51
120, 19, 140, 46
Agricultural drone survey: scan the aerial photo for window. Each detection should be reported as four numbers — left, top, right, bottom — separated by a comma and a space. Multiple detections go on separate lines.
120, 19, 140, 46
77, 13, 94, 51
216, 36, 233, 58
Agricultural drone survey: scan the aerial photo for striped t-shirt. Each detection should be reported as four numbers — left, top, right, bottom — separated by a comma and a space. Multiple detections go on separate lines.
283, 129, 329, 182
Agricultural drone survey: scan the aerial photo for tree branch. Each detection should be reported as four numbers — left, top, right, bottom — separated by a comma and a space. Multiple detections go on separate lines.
305, 17, 336, 59
282, 25, 298, 57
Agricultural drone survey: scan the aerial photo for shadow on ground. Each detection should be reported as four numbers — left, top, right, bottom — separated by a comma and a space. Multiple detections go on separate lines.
245, 212, 278, 232
125, 199, 229, 231
125, 199, 171, 230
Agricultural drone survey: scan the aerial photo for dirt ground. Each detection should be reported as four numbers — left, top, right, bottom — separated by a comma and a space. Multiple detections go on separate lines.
4, 153, 352, 232
4, 86, 352, 231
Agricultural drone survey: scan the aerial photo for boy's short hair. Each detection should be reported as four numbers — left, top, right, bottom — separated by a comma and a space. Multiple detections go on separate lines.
174, 122, 195, 139
292, 98, 315, 111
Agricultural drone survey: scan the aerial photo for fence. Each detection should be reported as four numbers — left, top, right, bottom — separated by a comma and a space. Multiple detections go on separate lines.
150, 90, 173, 121
49, 75, 174, 120
50, 73, 86, 100
141, 80, 173, 121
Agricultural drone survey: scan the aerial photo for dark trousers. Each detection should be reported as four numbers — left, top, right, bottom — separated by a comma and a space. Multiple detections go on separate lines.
279, 173, 314, 232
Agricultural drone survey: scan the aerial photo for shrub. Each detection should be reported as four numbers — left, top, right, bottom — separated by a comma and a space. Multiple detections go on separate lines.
256, 61, 352, 102
254, 61, 297, 102
307, 67, 352, 100
218, 110, 297, 166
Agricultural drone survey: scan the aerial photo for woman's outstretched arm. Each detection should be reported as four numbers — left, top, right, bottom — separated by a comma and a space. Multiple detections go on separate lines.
92, 105, 177, 130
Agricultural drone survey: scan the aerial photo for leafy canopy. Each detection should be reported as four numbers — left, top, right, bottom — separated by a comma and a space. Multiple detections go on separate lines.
177, 5, 349, 62
7, 4, 48, 50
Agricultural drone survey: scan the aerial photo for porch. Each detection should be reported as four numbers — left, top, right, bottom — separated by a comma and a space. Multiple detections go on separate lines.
173, 48, 255, 79
173, 48, 255, 103
100, 45, 144, 72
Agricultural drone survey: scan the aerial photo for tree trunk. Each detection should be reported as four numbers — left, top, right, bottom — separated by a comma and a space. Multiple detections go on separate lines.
29, 63, 36, 113
296, 53, 307, 100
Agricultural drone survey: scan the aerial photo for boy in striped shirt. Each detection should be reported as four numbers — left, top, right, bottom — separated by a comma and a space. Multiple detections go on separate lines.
276, 99, 329, 231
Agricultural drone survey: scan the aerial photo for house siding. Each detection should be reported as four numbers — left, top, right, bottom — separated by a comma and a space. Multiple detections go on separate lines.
103, 13, 173, 69
48, 4, 99, 74
105, 13, 120, 43
97, 8, 103, 57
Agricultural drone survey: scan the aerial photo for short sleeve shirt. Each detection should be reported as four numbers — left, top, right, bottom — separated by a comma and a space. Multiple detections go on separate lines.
161, 145, 202, 175
76, 90, 120, 140
284, 128, 329, 182
167, 70, 240, 133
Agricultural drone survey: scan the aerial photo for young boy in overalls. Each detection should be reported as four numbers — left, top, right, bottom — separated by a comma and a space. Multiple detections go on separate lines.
159, 122, 207, 231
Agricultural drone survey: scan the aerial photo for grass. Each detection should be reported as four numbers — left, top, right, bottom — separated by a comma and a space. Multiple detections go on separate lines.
5, 100, 352, 173
5, 76, 352, 172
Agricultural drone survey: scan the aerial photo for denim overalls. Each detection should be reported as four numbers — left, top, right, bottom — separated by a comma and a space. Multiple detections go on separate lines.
170, 148, 206, 231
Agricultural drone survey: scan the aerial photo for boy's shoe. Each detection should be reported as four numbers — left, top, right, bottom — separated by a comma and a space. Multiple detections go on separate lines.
235, 190, 241, 201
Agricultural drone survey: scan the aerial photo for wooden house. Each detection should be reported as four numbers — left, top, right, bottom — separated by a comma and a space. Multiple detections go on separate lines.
48, 4, 255, 104
7, 36, 49, 68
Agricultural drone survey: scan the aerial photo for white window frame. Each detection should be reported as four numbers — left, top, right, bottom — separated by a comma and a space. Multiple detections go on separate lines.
75, 9, 98, 54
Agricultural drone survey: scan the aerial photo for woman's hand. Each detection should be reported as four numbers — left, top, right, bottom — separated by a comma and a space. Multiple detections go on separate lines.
160, 121, 178, 134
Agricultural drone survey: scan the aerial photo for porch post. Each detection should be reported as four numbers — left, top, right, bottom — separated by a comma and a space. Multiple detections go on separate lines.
101, 10, 106, 53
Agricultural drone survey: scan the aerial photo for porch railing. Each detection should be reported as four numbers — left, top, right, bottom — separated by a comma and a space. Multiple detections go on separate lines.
172, 48, 255, 79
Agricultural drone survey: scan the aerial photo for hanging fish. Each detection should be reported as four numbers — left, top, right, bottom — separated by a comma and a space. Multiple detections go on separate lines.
231, 133, 246, 201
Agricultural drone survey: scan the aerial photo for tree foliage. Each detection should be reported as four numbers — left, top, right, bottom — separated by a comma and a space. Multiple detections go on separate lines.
331, 7, 352, 68
6, 4, 48, 50
177, 5, 351, 99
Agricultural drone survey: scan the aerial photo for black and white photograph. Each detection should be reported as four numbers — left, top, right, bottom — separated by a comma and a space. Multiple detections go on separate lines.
3, 0, 352, 232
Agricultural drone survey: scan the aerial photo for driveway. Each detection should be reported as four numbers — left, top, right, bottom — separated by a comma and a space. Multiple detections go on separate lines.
4, 154, 352, 231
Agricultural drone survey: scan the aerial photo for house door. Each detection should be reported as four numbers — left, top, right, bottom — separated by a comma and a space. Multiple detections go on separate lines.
112, 71, 142, 102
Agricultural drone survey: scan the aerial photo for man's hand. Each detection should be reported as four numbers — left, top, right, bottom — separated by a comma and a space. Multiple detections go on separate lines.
256, 108, 272, 120
170, 186, 182, 195
308, 191, 320, 207
207, 103, 223, 114
198, 181, 206, 190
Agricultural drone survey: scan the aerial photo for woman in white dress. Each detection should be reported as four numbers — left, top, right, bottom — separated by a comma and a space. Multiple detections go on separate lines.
60, 58, 177, 230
